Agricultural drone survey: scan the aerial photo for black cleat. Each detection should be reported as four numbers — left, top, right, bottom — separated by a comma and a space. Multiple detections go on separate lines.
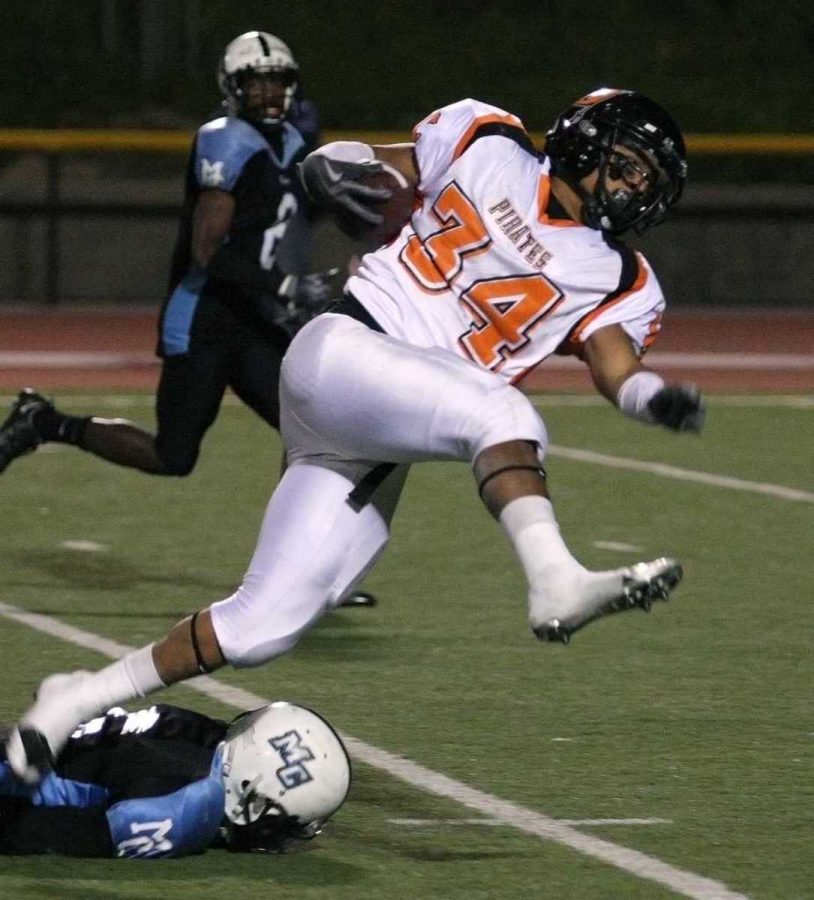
337, 591, 378, 608
0, 389, 52, 473
3, 726, 56, 784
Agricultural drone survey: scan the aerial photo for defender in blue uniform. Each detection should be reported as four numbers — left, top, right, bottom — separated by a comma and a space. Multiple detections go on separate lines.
0, 31, 334, 477
0, 701, 350, 858
0, 32, 379, 608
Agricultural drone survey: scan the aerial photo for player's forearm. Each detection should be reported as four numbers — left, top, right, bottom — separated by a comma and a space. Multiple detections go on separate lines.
615, 369, 665, 422
616, 371, 706, 431
191, 229, 223, 270
371, 143, 418, 183
191, 189, 235, 269
584, 327, 705, 431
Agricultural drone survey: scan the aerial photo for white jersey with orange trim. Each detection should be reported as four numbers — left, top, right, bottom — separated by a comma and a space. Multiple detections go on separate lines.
346, 98, 665, 384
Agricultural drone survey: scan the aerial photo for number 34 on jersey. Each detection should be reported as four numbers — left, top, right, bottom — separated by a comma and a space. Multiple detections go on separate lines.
400, 181, 564, 370
347, 99, 664, 380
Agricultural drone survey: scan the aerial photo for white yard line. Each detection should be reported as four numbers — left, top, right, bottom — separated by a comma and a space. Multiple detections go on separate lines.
388, 817, 673, 827
548, 445, 814, 503
593, 541, 644, 553
0, 392, 808, 501
60, 540, 107, 553
0, 600, 749, 900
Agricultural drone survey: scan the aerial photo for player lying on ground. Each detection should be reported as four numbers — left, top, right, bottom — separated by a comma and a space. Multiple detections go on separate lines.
0, 701, 350, 858
4, 88, 705, 786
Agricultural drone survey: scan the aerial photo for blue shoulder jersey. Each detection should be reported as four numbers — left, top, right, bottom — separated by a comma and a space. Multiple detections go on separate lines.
161, 115, 308, 356
0, 705, 229, 859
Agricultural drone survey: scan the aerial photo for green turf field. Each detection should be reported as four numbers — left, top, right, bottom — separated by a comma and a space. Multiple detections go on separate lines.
0, 392, 811, 900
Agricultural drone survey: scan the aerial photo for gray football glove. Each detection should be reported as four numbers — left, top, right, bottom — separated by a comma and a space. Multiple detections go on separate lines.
272, 269, 342, 336
647, 385, 706, 432
299, 155, 390, 227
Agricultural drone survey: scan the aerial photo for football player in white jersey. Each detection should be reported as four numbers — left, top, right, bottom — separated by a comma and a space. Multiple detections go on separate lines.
4, 89, 706, 786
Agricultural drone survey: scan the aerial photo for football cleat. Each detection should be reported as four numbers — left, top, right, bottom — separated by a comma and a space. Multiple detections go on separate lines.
533, 558, 683, 644
337, 590, 377, 608
0, 388, 52, 473
3, 670, 94, 783
3, 726, 55, 785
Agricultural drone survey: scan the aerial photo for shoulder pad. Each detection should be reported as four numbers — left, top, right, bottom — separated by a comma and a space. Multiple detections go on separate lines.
413, 98, 527, 191
195, 117, 267, 191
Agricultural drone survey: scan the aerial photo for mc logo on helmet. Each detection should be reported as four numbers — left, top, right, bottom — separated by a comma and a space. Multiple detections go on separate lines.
270, 730, 315, 789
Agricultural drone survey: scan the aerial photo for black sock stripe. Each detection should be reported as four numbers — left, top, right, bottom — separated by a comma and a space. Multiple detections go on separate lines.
190, 612, 211, 674
477, 464, 547, 500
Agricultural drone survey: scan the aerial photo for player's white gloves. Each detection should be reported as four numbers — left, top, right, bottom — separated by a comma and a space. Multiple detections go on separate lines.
299, 155, 390, 227
647, 384, 706, 432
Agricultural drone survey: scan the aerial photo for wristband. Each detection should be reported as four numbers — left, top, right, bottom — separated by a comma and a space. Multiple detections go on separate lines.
616, 370, 665, 423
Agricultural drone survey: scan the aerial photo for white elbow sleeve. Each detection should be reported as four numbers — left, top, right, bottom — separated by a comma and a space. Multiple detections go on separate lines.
616, 370, 665, 423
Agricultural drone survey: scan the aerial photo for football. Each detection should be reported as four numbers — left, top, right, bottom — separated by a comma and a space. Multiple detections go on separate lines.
343, 161, 416, 246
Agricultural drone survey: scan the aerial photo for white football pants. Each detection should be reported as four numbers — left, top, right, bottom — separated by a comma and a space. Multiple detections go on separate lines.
210, 313, 548, 667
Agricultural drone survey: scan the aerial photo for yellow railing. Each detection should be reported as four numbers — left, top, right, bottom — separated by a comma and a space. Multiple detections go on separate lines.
0, 128, 812, 155
1, 127, 810, 305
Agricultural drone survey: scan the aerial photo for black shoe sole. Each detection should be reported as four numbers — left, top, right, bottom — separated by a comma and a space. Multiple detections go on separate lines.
338, 591, 378, 608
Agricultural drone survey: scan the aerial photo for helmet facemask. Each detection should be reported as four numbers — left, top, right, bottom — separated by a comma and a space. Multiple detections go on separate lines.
580, 128, 680, 235
218, 32, 300, 129
221, 777, 322, 853
227, 68, 298, 128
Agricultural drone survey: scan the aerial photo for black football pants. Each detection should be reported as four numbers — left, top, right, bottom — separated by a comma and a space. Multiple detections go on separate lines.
155, 295, 289, 475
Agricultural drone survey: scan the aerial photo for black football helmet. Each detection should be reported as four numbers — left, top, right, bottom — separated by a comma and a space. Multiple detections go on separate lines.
545, 88, 687, 235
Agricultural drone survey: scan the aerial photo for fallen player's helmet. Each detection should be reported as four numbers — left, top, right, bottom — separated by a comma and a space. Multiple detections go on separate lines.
545, 87, 687, 235
220, 701, 351, 852
217, 31, 299, 126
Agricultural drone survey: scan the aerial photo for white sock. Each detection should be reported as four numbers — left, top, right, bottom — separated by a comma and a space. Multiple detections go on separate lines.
499, 495, 581, 582
499, 495, 638, 628
97, 644, 166, 706
72, 645, 166, 720
501, 495, 608, 624
18, 645, 166, 765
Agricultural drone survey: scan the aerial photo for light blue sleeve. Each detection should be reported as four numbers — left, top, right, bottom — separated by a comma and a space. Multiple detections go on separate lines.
194, 117, 268, 192
1, 760, 109, 808
106, 751, 225, 859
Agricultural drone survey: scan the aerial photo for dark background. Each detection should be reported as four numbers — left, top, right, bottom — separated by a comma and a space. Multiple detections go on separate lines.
0, 0, 812, 305
3, 0, 812, 132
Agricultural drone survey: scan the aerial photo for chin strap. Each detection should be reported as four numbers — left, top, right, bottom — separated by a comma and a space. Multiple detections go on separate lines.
552, 164, 598, 229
